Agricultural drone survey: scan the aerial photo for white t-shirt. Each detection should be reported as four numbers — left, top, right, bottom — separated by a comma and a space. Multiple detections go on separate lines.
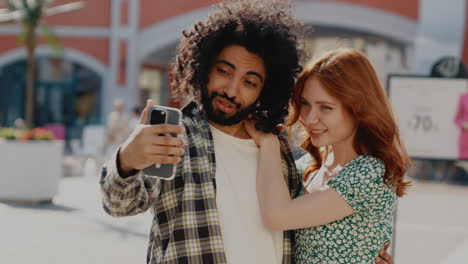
210, 124, 283, 264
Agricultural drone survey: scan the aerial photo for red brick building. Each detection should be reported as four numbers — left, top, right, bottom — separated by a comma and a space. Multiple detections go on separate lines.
1, 0, 463, 141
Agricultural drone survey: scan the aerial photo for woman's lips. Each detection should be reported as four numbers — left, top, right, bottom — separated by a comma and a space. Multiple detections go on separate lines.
309, 129, 327, 138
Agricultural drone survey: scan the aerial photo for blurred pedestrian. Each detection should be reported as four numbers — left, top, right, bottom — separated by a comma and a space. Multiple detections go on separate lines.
129, 106, 141, 131
14, 118, 26, 130
105, 98, 130, 157
455, 92, 468, 159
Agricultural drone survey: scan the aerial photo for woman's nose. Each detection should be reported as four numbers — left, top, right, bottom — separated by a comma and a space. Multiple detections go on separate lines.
304, 109, 319, 125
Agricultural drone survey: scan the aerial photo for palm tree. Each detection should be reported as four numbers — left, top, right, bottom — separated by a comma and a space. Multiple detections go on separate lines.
0, 0, 84, 127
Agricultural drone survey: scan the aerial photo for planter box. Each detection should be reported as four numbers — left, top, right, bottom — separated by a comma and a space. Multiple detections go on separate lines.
0, 140, 64, 203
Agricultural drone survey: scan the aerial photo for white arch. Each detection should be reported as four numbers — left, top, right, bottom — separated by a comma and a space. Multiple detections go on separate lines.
295, 1, 417, 44
136, 1, 418, 61
136, 6, 213, 62
0, 45, 107, 76
0, 45, 110, 122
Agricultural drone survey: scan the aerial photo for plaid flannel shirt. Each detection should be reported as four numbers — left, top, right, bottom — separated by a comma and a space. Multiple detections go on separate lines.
100, 101, 302, 264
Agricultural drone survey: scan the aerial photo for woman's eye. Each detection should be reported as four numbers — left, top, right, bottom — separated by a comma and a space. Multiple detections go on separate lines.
321, 105, 333, 110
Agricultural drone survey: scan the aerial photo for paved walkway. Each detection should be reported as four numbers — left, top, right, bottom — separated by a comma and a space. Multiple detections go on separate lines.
1, 160, 468, 264
395, 181, 468, 263
0, 171, 151, 264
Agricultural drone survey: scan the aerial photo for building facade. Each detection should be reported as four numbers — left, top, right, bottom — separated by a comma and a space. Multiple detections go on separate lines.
1, 0, 465, 142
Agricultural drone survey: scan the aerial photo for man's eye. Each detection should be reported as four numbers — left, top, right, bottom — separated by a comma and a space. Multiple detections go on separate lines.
245, 80, 257, 87
216, 68, 228, 74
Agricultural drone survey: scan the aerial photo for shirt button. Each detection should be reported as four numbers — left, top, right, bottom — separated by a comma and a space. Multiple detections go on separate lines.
100, 166, 107, 181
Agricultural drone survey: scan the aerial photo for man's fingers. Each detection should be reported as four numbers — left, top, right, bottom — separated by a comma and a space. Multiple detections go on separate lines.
155, 136, 185, 148
377, 246, 393, 264
139, 133, 185, 147
146, 124, 186, 135
149, 154, 182, 164
152, 135, 185, 147
146, 145, 185, 156
379, 251, 392, 262
375, 257, 391, 264
139, 99, 154, 124
383, 242, 391, 251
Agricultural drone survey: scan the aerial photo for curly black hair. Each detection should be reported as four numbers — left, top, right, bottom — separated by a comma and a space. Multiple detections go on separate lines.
169, 0, 307, 134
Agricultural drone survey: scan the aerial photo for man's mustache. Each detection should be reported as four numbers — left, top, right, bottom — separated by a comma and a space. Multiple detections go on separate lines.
211, 92, 241, 109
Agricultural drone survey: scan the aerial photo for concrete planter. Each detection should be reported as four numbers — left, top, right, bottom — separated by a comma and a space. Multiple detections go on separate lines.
0, 140, 64, 203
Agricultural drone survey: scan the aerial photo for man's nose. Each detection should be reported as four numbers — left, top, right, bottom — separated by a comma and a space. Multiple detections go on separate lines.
223, 79, 241, 98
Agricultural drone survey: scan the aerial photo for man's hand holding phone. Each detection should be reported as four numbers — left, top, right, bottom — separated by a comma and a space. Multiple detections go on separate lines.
118, 99, 185, 176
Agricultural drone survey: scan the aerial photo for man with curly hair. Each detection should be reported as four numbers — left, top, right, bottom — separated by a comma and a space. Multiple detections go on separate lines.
100, 1, 394, 263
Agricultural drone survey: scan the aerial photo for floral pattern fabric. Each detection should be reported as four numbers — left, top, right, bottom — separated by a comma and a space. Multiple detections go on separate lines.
294, 154, 396, 264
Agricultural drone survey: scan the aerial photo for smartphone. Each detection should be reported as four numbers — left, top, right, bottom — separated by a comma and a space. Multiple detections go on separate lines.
142, 106, 182, 180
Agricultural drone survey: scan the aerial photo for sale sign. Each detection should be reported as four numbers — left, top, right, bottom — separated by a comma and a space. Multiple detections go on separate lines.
388, 76, 468, 160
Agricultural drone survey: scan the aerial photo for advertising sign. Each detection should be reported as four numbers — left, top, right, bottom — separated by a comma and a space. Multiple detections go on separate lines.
388, 76, 468, 160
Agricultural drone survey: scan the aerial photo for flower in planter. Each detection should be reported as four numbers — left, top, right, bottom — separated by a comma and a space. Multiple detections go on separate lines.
23, 128, 55, 140
0, 128, 23, 140
0, 127, 55, 141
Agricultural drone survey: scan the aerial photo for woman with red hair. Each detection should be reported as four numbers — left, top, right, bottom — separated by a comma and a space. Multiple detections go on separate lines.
245, 48, 411, 263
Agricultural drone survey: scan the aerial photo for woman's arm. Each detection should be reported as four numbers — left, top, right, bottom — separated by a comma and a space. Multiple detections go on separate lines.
256, 136, 353, 231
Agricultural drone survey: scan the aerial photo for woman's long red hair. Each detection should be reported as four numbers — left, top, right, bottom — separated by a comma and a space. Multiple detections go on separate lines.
289, 48, 411, 197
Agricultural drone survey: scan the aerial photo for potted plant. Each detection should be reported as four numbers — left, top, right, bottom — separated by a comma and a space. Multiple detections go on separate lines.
0, 126, 63, 203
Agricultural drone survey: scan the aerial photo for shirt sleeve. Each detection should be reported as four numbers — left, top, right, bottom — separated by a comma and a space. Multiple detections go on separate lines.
327, 156, 388, 215
99, 148, 163, 217
295, 154, 312, 174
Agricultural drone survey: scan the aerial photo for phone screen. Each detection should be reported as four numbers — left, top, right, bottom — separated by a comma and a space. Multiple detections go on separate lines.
149, 109, 166, 125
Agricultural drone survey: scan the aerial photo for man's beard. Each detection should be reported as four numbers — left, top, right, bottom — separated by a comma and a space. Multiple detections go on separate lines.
201, 89, 257, 126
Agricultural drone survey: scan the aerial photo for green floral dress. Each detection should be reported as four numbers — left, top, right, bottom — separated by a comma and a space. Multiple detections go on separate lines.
294, 154, 396, 264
